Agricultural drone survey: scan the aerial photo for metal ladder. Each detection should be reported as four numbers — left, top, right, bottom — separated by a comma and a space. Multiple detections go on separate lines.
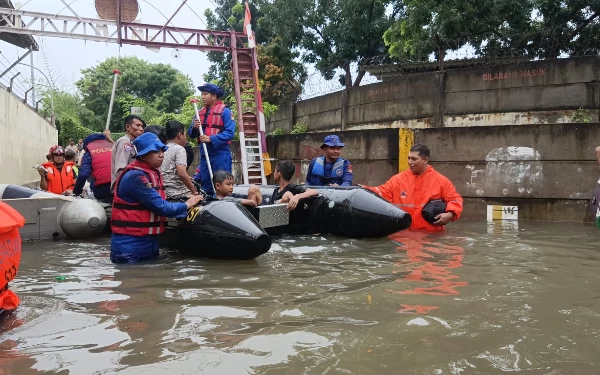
233, 51, 267, 185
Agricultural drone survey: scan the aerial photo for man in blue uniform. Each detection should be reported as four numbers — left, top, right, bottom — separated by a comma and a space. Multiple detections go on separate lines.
73, 133, 113, 202
110, 133, 203, 263
306, 135, 353, 186
188, 83, 235, 196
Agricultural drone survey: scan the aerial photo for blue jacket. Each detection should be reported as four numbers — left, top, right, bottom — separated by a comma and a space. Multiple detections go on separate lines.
188, 106, 236, 158
306, 157, 353, 186
73, 134, 112, 199
110, 169, 188, 263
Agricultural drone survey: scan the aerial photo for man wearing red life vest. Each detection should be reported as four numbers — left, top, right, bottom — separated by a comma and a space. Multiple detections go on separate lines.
188, 83, 235, 196
361, 144, 463, 231
111, 133, 204, 263
37, 146, 77, 195
73, 133, 114, 202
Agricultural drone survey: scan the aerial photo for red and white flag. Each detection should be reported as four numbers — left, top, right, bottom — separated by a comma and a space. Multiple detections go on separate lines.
244, 2, 256, 48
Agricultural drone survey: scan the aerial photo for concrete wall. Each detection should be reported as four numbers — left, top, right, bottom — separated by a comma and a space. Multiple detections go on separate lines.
266, 57, 600, 133
0, 88, 57, 187
229, 124, 600, 222
189, 130, 398, 187
415, 123, 600, 222
264, 129, 398, 185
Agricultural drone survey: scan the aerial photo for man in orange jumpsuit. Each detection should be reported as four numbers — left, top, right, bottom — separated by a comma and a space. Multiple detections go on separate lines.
361, 143, 463, 231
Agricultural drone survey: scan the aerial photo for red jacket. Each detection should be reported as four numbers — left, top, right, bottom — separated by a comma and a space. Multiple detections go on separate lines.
87, 139, 113, 185
111, 160, 166, 236
42, 161, 76, 195
365, 166, 463, 231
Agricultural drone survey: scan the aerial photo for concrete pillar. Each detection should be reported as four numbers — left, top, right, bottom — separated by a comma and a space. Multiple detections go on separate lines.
433, 71, 446, 127
398, 128, 415, 172
341, 89, 348, 131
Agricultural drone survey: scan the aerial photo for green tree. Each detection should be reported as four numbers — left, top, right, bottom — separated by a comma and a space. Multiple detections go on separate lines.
40, 89, 99, 144
55, 116, 97, 147
76, 56, 194, 132
204, 0, 306, 104
262, 0, 394, 88
383, 0, 600, 61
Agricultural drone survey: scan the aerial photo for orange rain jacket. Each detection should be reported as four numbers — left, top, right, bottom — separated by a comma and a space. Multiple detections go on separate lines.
365, 166, 463, 231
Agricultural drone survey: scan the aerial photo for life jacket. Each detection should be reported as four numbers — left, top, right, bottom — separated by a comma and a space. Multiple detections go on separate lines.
111, 160, 167, 236
310, 157, 346, 185
198, 101, 231, 144
0, 202, 25, 312
87, 139, 113, 186
42, 161, 76, 194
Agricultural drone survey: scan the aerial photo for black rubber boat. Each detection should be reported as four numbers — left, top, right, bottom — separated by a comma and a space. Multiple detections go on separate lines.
233, 185, 412, 238
161, 199, 272, 260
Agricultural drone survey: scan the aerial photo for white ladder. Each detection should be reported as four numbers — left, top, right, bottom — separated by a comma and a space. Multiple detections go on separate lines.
239, 133, 266, 185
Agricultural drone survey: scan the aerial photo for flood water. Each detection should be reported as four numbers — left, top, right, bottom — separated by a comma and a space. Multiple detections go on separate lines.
2, 221, 600, 374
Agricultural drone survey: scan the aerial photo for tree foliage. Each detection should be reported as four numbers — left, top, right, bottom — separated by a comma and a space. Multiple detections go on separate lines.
75, 56, 194, 132
204, 0, 306, 104
383, 0, 600, 61
262, 0, 395, 88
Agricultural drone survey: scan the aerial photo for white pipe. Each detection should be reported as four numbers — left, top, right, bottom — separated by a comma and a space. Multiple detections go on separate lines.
190, 99, 215, 192
105, 69, 121, 131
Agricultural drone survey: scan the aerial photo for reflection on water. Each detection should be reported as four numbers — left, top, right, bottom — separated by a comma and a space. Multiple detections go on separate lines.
2, 221, 600, 374
388, 231, 468, 315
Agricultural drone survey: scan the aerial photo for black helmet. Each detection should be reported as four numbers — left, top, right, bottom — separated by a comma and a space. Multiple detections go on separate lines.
144, 125, 168, 144
421, 200, 447, 225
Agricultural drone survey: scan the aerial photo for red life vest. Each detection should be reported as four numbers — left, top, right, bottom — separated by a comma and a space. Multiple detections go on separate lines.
111, 160, 166, 236
87, 139, 113, 186
0, 202, 25, 312
42, 161, 76, 195
198, 101, 231, 144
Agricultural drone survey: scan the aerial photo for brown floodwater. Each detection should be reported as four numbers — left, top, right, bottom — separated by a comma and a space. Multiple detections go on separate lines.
1, 221, 600, 374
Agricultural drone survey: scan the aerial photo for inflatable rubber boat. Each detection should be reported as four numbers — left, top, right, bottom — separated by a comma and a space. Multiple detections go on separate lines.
232, 185, 412, 238
162, 199, 272, 260
0, 184, 272, 259
0, 184, 107, 240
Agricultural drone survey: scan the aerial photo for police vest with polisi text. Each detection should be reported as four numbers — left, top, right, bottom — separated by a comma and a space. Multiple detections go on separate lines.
111, 160, 167, 236
198, 101, 231, 145
310, 157, 346, 185
87, 139, 113, 186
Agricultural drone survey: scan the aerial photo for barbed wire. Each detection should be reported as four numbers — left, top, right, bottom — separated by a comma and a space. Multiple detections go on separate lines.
299, 63, 380, 101
298, 25, 600, 99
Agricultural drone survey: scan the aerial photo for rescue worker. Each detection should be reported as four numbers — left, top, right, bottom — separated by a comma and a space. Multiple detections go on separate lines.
360, 144, 463, 231
111, 115, 146, 192
110, 132, 204, 263
188, 83, 235, 196
38, 145, 76, 195
73, 133, 114, 202
306, 135, 353, 186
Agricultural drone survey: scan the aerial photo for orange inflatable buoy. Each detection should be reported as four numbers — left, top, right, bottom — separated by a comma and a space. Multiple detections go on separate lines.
0, 202, 25, 312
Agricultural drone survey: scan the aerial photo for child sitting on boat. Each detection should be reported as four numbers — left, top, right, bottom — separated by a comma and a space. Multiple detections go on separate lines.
213, 170, 263, 207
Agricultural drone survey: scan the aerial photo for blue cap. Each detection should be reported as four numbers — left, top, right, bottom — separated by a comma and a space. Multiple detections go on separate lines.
133, 132, 168, 157
197, 83, 224, 98
321, 135, 345, 148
